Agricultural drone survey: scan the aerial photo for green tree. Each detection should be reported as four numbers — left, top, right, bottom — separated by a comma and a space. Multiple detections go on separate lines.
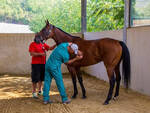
0, 0, 126, 33
142, 3, 150, 17
87, 0, 124, 32
29, 0, 81, 33
0, 0, 29, 24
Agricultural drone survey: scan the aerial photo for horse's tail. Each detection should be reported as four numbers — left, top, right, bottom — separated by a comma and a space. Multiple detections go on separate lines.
119, 41, 131, 89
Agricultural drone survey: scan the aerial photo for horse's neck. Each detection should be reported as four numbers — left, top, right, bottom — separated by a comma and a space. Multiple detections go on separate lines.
54, 29, 73, 45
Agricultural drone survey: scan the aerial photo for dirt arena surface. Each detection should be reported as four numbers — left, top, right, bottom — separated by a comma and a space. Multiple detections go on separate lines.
0, 74, 150, 113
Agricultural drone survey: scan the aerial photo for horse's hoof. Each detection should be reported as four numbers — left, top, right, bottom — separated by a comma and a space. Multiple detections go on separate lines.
71, 95, 77, 99
113, 96, 118, 101
103, 101, 109, 105
82, 96, 87, 99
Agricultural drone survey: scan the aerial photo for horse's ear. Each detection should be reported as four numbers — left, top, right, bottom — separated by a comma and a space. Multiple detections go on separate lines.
45, 19, 49, 25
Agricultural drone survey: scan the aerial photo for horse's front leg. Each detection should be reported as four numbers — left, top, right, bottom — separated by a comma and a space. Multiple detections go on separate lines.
76, 67, 86, 99
67, 66, 78, 98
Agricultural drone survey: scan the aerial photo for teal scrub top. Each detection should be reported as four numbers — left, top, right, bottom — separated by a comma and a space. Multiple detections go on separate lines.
46, 43, 70, 70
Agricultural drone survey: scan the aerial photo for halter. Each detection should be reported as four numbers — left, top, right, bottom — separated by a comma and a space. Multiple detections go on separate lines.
44, 25, 54, 39
38, 24, 53, 42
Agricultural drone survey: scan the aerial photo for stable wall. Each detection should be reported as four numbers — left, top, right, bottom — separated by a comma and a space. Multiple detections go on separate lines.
0, 33, 71, 75
127, 26, 150, 95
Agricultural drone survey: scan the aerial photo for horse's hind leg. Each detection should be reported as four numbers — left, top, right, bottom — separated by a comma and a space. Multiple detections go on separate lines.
113, 64, 121, 100
76, 67, 86, 99
104, 67, 115, 105
67, 66, 78, 98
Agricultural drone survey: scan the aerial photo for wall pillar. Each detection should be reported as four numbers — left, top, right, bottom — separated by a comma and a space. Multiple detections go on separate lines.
81, 0, 87, 38
123, 0, 130, 43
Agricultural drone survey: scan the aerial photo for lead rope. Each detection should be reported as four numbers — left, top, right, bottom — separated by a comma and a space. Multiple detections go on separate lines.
41, 42, 46, 64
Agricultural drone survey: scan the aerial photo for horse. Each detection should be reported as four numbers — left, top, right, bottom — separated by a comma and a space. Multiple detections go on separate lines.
37, 20, 131, 105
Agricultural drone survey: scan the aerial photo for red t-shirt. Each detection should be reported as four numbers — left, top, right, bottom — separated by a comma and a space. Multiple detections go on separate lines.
29, 42, 50, 64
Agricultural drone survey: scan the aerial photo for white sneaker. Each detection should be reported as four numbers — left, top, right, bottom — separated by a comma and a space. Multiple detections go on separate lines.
43, 100, 53, 105
62, 99, 71, 104
32, 92, 38, 99
38, 91, 42, 96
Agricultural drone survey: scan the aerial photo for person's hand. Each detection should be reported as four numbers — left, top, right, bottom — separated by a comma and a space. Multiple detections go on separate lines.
40, 53, 46, 56
76, 55, 83, 60
49, 44, 57, 50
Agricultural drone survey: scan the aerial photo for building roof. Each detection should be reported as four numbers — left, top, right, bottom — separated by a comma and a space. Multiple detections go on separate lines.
0, 22, 34, 33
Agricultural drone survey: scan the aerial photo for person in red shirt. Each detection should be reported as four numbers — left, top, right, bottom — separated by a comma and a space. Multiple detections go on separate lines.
29, 34, 56, 98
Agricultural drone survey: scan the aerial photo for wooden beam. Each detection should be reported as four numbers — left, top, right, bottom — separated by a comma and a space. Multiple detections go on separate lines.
81, 0, 87, 36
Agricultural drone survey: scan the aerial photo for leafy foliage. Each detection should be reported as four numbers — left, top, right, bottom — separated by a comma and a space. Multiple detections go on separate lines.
130, 0, 150, 26
0, 0, 125, 33
87, 0, 124, 32
29, 0, 81, 33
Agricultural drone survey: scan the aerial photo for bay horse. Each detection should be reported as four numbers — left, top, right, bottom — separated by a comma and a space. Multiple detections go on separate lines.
37, 20, 131, 105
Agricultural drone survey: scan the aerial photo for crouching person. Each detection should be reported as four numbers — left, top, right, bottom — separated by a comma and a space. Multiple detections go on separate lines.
43, 42, 83, 104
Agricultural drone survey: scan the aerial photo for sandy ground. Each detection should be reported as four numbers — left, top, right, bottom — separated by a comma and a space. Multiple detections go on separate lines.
0, 74, 150, 113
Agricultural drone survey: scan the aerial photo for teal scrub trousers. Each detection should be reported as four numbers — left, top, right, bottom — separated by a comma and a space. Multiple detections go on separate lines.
43, 43, 69, 102
43, 65, 68, 102
43, 64, 68, 102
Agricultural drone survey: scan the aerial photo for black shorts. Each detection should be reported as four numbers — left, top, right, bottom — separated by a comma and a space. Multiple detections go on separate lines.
31, 64, 45, 83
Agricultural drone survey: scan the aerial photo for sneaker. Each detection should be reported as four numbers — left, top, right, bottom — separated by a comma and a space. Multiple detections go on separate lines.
32, 92, 38, 99
62, 99, 71, 104
38, 91, 42, 96
43, 100, 53, 105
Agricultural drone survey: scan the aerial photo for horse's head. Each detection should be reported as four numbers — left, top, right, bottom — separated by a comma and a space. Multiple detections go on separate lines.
38, 20, 55, 41
38, 20, 81, 45
34, 33, 45, 44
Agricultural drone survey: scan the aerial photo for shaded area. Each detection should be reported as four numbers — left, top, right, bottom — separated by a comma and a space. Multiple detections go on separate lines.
0, 74, 150, 113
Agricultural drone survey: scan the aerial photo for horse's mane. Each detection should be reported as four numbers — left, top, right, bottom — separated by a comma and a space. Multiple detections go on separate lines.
56, 27, 81, 39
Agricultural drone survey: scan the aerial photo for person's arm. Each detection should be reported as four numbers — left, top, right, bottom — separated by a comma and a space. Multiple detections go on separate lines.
65, 55, 83, 64
77, 50, 83, 57
30, 52, 46, 56
49, 44, 57, 50
44, 44, 56, 51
